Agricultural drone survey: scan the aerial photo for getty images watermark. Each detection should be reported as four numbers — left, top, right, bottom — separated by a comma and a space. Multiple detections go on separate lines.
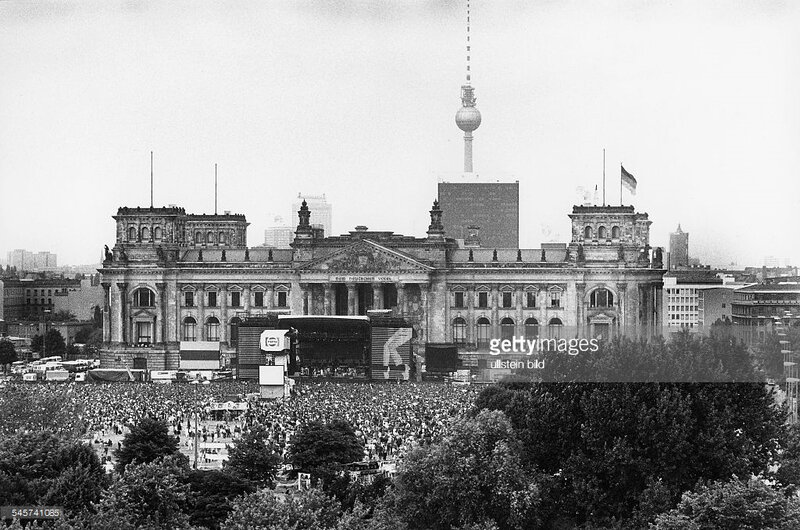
489, 336, 600, 356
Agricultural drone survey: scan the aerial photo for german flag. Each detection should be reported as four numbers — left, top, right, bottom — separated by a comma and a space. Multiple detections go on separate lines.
621, 165, 637, 195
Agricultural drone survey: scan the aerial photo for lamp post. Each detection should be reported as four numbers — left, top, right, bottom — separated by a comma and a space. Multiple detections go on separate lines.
781, 311, 798, 424
42, 309, 51, 360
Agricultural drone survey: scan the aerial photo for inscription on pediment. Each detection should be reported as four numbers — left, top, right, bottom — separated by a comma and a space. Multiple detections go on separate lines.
308, 242, 429, 273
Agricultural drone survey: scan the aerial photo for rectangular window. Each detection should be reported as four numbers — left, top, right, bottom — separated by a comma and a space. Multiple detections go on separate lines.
184, 292, 194, 307
277, 291, 288, 307
478, 292, 488, 308
208, 292, 217, 307
231, 291, 241, 307
255, 291, 264, 307
526, 292, 536, 308
136, 321, 152, 344
454, 291, 465, 308
550, 291, 561, 308
502, 291, 512, 308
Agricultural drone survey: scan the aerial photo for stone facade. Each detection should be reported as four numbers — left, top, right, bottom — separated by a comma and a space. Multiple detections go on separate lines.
99, 201, 666, 370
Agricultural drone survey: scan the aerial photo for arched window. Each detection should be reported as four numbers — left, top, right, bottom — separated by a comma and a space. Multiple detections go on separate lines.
500, 317, 515, 342
154, 226, 163, 240
205, 316, 220, 341
584, 226, 593, 239
548, 317, 563, 339
476, 317, 491, 349
229, 317, 242, 347
207, 231, 216, 244
219, 232, 227, 244
524, 318, 539, 341
452, 317, 466, 344
141, 226, 150, 240
129, 226, 137, 241
590, 288, 614, 308
195, 231, 204, 244
182, 317, 197, 341
611, 226, 621, 239
598, 226, 608, 239
132, 288, 155, 307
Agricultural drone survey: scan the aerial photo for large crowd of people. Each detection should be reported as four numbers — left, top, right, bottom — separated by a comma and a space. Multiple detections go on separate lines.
1, 379, 478, 471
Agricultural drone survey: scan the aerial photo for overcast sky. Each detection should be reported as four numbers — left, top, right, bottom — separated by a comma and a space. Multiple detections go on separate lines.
1, 0, 798, 268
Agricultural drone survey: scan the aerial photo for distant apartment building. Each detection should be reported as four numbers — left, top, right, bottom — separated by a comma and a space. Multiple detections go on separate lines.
663, 270, 723, 332
7, 249, 58, 271
1, 275, 103, 321
698, 287, 736, 333
264, 216, 294, 249
731, 283, 800, 345
668, 225, 689, 269
291, 194, 332, 237
437, 179, 520, 248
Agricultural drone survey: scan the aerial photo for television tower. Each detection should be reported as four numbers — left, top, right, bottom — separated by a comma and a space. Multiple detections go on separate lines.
455, 0, 481, 174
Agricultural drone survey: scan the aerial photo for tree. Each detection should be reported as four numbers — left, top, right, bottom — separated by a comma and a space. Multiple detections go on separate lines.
392, 410, 540, 530
53, 310, 77, 322
289, 419, 364, 480
115, 417, 185, 473
0, 431, 106, 517
774, 422, 800, 495
221, 487, 341, 530
93, 456, 193, 530
651, 476, 800, 530
474, 334, 786, 528
0, 339, 18, 372
31, 328, 67, 357
184, 470, 256, 530
223, 427, 281, 488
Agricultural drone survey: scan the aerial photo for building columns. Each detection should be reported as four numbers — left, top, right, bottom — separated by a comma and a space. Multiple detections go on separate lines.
219, 286, 228, 343
372, 282, 383, 310
301, 284, 310, 315
155, 283, 166, 344
396, 282, 406, 315
466, 285, 475, 344
115, 283, 128, 344
197, 285, 205, 341
102, 282, 111, 343
323, 283, 333, 315
266, 284, 274, 310
346, 283, 357, 315
576, 282, 586, 338
617, 282, 628, 336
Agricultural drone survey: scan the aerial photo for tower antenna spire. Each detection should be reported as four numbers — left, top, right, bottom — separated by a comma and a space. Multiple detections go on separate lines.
455, 0, 481, 173
214, 163, 218, 215
466, 0, 471, 85
150, 151, 154, 208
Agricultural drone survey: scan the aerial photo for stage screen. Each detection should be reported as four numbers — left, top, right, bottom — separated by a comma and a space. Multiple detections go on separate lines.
425, 343, 459, 373
259, 365, 284, 386
371, 326, 412, 381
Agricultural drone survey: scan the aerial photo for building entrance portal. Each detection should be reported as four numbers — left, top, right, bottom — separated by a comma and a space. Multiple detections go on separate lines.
331, 282, 399, 316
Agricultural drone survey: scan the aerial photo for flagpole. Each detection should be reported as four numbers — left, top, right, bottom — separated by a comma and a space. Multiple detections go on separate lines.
602, 148, 606, 206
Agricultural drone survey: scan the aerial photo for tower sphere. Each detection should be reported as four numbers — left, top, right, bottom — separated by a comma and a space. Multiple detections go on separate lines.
455, 106, 482, 132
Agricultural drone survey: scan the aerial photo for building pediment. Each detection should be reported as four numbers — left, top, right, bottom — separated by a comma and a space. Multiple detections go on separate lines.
299, 240, 433, 274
